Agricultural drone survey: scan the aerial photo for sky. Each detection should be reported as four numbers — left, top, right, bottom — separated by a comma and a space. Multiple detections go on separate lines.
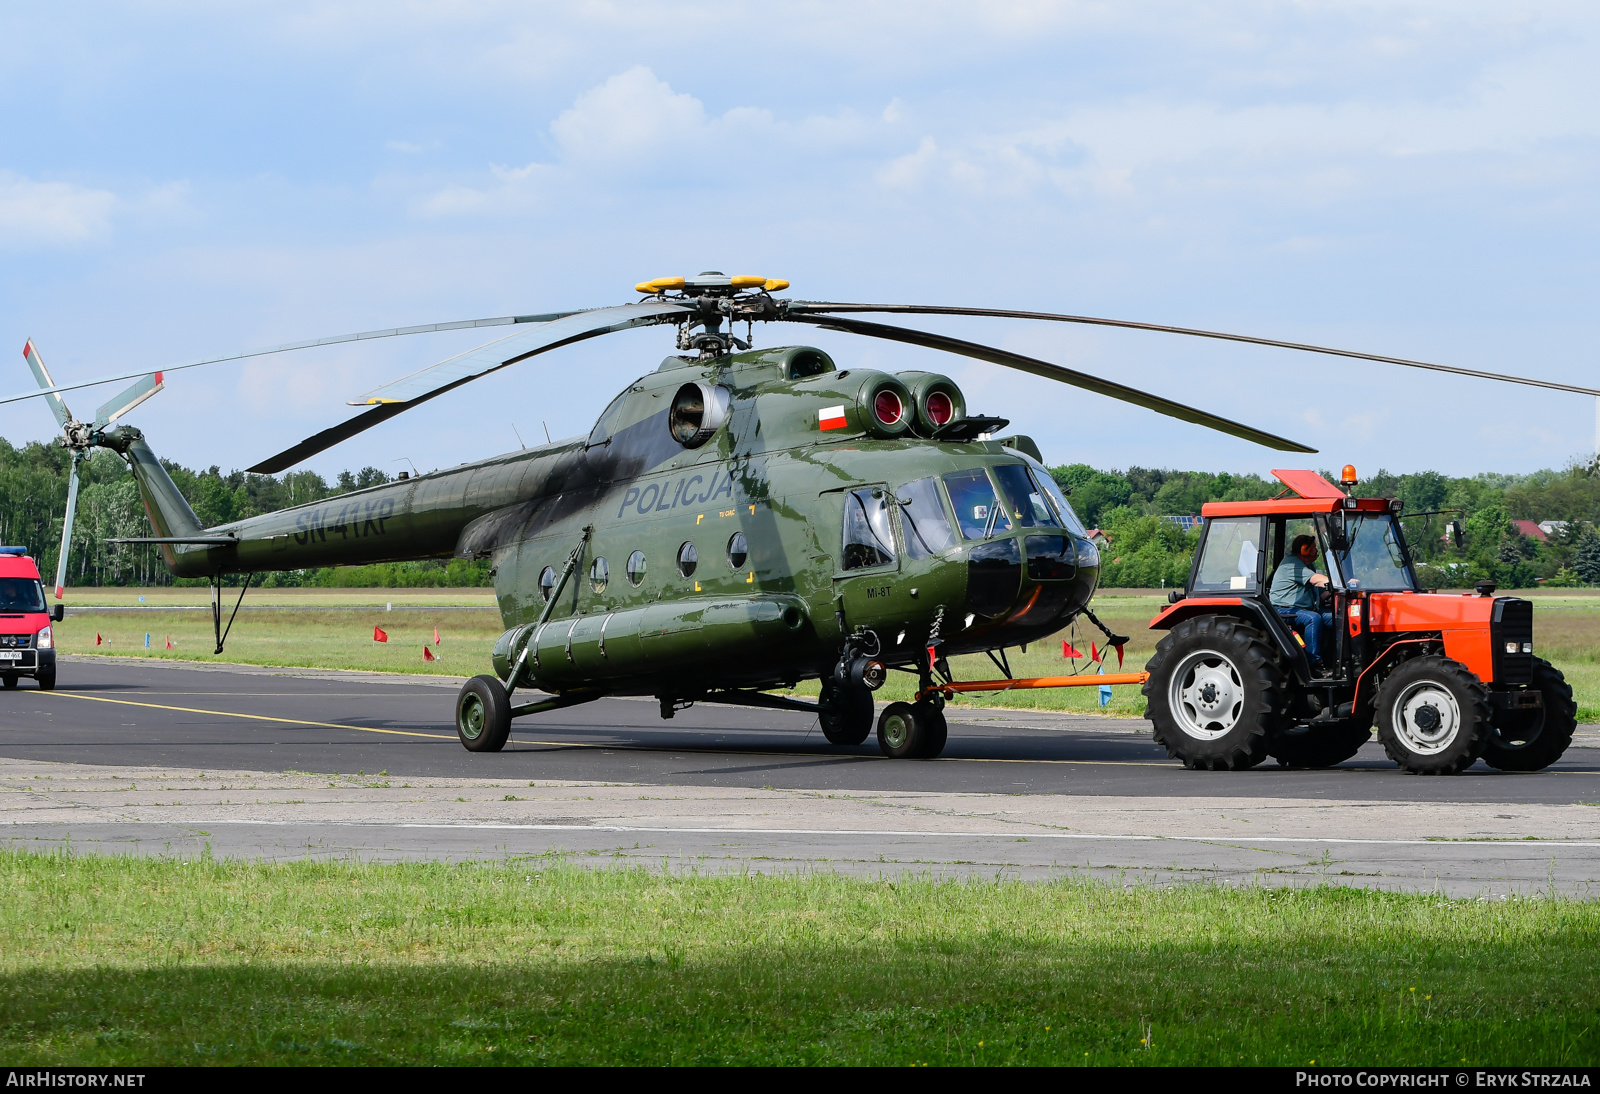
1, 1, 1597, 482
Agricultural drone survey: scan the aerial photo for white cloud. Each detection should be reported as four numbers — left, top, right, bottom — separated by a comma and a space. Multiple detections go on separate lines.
0, 173, 117, 248
550, 66, 707, 162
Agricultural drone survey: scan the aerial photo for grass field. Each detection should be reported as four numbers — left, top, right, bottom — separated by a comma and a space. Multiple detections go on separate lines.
1, 852, 1595, 1066
52, 587, 1600, 720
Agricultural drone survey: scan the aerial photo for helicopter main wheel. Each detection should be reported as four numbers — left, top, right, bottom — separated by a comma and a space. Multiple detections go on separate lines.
456, 675, 512, 753
819, 680, 875, 746
877, 701, 947, 759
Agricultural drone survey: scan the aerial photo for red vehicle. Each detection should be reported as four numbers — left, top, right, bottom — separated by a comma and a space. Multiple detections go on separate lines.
0, 548, 63, 690
1143, 469, 1575, 775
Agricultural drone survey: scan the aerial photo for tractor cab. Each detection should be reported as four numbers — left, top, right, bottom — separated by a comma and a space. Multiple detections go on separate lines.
1143, 468, 1574, 776
1166, 468, 1415, 686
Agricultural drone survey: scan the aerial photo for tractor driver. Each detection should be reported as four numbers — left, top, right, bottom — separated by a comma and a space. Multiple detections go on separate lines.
1270, 534, 1333, 672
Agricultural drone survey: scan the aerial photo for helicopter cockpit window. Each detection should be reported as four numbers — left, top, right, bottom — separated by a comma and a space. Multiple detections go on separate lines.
1028, 467, 1089, 537
538, 565, 557, 602
897, 477, 956, 560
942, 469, 1009, 540
626, 550, 647, 586
841, 487, 897, 570
992, 463, 1060, 530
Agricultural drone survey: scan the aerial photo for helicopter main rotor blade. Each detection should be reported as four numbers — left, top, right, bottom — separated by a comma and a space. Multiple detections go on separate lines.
787, 302, 1600, 399
246, 301, 691, 474
781, 312, 1317, 453
0, 312, 588, 411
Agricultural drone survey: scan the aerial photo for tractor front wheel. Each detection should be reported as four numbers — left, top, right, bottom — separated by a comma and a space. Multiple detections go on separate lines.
1375, 655, 1489, 775
1484, 658, 1576, 772
1143, 615, 1283, 771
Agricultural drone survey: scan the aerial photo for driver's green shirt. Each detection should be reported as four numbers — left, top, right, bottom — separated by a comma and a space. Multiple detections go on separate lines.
1270, 557, 1319, 611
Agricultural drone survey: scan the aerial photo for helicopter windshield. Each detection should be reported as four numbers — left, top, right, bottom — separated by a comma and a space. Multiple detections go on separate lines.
1335, 513, 1415, 592
991, 464, 1060, 530
1026, 467, 1089, 537
943, 469, 1009, 539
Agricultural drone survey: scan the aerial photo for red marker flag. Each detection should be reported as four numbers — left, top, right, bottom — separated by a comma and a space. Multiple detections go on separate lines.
433, 626, 441, 645
1115, 643, 1125, 668
423, 646, 436, 662
164, 635, 174, 650
1062, 640, 1083, 659
373, 626, 388, 643
1090, 641, 1101, 663
95, 633, 102, 646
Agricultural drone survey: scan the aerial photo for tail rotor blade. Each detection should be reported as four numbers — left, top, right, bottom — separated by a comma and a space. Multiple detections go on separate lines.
92, 372, 165, 430
22, 340, 74, 428
54, 452, 82, 601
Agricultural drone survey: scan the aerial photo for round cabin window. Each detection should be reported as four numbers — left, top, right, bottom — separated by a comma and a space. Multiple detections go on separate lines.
678, 541, 699, 578
727, 531, 748, 570
538, 565, 556, 602
626, 550, 646, 586
590, 556, 608, 593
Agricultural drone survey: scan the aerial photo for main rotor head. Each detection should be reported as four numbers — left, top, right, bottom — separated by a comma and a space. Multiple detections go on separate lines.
635, 271, 793, 359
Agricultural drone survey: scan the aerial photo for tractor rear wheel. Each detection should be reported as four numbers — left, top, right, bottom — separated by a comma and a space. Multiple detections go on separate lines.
1270, 718, 1372, 769
1375, 655, 1489, 775
819, 680, 874, 746
456, 675, 512, 753
1483, 658, 1576, 772
1143, 615, 1284, 771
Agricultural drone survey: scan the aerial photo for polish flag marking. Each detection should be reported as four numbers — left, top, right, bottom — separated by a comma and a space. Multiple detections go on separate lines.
818, 405, 847, 431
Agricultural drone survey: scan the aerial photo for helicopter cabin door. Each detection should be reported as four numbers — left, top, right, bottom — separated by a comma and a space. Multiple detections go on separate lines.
828, 483, 902, 634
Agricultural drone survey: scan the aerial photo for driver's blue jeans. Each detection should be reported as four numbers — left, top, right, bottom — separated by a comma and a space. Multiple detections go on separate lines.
1278, 608, 1335, 667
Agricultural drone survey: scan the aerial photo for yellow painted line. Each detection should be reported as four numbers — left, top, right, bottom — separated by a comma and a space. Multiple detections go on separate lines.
43, 692, 458, 740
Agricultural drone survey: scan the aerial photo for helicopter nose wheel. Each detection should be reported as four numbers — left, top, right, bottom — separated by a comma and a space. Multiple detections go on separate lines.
457, 675, 512, 752
877, 700, 949, 759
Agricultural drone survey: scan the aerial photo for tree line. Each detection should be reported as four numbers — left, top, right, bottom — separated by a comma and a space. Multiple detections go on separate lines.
0, 436, 489, 589
6, 430, 1599, 591
1050, 462, 1600, 589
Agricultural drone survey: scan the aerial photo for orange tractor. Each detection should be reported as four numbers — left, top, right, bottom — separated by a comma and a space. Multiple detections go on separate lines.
1143, 468, 1575, 774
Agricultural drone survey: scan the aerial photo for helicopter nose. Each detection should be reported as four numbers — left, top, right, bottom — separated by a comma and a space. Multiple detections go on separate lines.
966, 538, 1022, 617
963, 533, 1100, 627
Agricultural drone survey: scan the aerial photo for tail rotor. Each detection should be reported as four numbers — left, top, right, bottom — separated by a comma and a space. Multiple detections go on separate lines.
20, 340, 165, 600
